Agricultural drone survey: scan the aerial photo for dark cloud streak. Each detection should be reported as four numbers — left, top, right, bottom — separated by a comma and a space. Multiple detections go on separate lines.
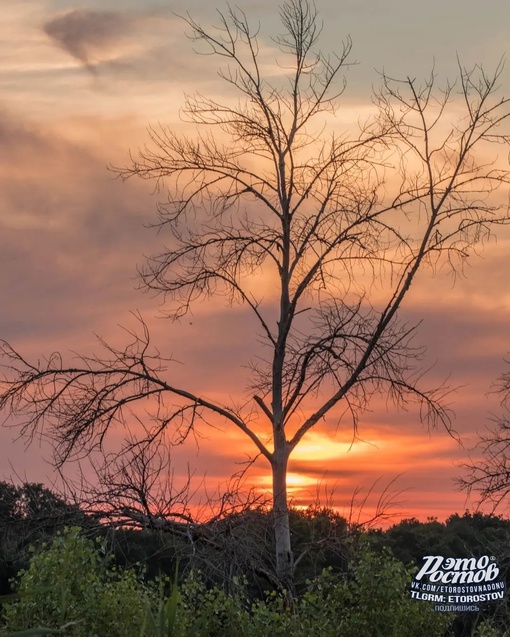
43, 9, 133, 74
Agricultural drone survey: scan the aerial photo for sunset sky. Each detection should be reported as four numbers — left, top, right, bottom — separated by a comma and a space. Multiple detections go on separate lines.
1, 0, 510, 525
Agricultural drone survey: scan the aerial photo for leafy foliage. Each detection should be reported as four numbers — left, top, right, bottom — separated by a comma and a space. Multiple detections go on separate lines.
0, 483, 85, 596
0, 529, 146, 637
0, 529, 452, 637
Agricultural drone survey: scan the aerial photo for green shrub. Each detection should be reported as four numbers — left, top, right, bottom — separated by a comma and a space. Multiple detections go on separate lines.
290, 546, 451, 637
0, 528, 146, 637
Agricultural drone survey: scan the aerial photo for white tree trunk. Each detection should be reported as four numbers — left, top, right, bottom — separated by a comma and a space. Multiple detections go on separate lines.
272, 451, 294, 591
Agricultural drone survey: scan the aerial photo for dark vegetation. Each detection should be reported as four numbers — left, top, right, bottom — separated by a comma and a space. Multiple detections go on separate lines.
1, 481, 510, 636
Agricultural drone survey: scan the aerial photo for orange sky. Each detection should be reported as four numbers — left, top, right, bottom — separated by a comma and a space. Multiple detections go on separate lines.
1, 0, 510, 525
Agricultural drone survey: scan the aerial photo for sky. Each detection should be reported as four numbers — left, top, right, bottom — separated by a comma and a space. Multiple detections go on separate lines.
1, 0, 510, 525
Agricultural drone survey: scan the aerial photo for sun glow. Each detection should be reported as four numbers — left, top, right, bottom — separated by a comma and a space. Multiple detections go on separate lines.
257, 472, 317, 492
291, 431, 383, 462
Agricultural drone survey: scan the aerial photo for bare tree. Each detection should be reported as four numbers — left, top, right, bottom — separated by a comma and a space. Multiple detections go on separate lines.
460, 368, 510, 511
57, 442, 275, 591
2, 0, 510, 591
59, 438, 267, 532
60, 441, 198, 532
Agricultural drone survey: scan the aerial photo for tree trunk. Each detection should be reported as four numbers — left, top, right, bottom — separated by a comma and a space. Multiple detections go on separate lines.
272, 450, 294, 593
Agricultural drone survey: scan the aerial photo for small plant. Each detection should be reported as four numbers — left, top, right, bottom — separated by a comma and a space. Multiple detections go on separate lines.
140, 567, 180, 637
